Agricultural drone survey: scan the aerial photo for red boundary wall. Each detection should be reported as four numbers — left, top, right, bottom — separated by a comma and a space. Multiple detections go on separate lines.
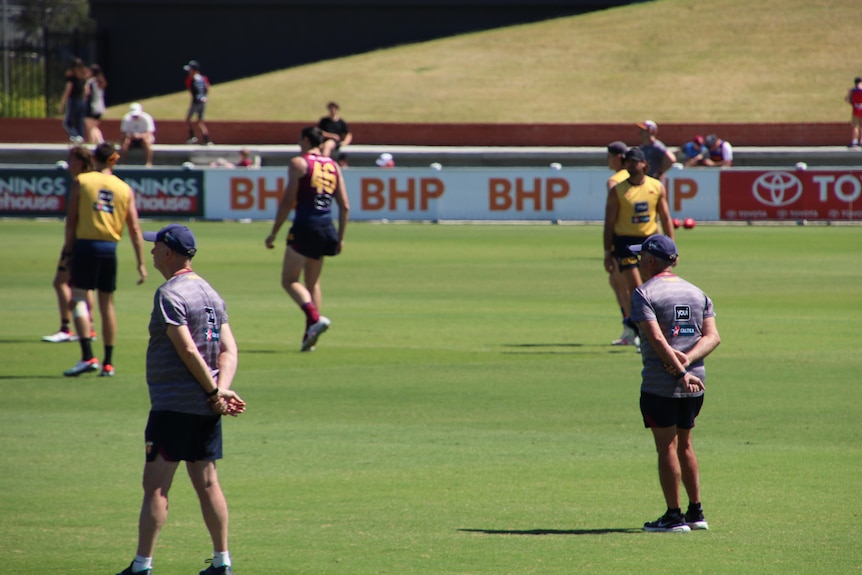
0, 118, 849, 147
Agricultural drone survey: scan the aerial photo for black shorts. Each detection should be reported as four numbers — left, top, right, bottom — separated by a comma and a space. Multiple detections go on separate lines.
287, 220, 339, 260
187, 102, 206, 121
145, 410, 223, 462
640, 392, 704, 429
70, 240, 118, 292
612, 235, 648, 270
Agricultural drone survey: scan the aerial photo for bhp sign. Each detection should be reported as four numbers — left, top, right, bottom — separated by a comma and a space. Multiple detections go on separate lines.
721, 170, 862, 220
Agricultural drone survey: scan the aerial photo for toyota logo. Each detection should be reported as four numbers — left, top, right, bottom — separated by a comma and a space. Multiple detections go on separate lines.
752, 172, 803, 207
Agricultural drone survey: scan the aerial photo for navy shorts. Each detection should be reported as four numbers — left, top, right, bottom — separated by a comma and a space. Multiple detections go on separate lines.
287, 220, 339, 260
640, 392, 704, 429
612, 235, 647, 270
145, 410, 223, 462
70, 240, 118, 292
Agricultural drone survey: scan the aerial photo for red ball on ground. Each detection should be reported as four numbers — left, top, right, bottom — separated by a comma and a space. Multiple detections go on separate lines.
672, 218, 681, 229
683, 217, 696, 229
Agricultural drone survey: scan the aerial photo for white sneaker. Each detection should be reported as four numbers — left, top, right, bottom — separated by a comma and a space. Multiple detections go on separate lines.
612, 325, 637, 346
301, 316, 330, 352
63, 358, 100, 377
42, 330, 78, 343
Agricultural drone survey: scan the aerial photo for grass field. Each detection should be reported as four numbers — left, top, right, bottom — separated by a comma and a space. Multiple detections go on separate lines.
115, 0, 861, 124
1, 220, 860, 574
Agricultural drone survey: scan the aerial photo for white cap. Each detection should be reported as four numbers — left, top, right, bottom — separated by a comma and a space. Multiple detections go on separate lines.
376, 152, 394, 167
637, 120, 658, 133
129, 102, 143, 116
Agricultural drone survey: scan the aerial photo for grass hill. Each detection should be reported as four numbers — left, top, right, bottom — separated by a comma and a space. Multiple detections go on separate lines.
109, 0, 859, 125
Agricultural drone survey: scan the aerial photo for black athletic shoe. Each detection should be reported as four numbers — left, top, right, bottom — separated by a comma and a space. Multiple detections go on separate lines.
685, 504, 709, 530
116, 562, 151, 575
200, 561, 233, 575
644, 510, 691, 532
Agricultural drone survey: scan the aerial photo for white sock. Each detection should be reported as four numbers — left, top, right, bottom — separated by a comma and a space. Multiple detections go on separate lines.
132, 555, 153, 572
213, 550, 231, 567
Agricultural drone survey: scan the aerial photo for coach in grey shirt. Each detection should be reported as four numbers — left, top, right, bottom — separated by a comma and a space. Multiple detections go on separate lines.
629, 234, 720, 534
115, 224, 245, 575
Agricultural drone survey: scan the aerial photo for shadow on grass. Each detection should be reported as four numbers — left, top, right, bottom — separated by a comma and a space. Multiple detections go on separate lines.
459, 527, 642, 536
501, 343, 634, 355
0, 375, 65, 380
238, 349, 285, 354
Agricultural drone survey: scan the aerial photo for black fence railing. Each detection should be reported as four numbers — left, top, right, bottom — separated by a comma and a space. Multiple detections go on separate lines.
1, 29, 101, 118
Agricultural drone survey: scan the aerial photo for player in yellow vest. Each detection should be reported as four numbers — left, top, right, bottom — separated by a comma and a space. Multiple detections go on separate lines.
603, 146, 674, 347
604, 141, 639, 347
62, 142, 147, 377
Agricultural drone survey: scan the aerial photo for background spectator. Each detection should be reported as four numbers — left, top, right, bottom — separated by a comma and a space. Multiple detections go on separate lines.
681, 135, 706, 167
318, 101, 352, 160
700, 134, 733, 167
637, 120, 676, 179
58, 58, 88, 143
85, 64, 108, 144
184, 60, 212, 145
375, 152, 395, 168
120, 103, 157, 168
845, 76, 862, 149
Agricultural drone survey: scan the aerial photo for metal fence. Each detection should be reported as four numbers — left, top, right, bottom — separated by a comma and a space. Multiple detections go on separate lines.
1, 29, 100, 118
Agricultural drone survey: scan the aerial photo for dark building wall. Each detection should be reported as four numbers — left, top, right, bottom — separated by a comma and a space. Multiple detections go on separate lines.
90, 0, 641, 104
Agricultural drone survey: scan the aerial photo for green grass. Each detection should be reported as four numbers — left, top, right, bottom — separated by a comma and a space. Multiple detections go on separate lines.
111, 0, 861, 124
1, 220, 860, 574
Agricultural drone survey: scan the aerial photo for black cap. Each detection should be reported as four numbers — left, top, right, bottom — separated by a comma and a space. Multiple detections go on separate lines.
624, 147, 646, 162
607, 141, 628, 155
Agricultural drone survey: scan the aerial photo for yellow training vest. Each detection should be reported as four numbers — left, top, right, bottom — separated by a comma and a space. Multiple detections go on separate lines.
613, 176, 663, 237
75, 171, 133, 242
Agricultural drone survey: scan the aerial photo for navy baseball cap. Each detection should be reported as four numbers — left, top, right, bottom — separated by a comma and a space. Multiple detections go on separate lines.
629, 234, 678, 262
607, 141, 628, 155
144, 224, 197, 257
624, 147, 646, 163
183, 60, 200, 71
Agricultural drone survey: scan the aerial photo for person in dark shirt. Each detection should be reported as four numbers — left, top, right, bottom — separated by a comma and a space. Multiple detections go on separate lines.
184, 60, 212, 145
317, 101, 352, 160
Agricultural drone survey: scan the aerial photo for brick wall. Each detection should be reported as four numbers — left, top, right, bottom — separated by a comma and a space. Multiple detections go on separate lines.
0, 118, 849, 147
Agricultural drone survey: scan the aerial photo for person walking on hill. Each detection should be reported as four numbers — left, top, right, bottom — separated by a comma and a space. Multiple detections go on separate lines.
845, 76, 862, 149
58, 58, 88, 143
115, 224, 245, 575
628, 234, 720, 533
85, 64, 108, 144
184, 60, 212, 145
265, 126, 349, 352
62, 142, 147, 377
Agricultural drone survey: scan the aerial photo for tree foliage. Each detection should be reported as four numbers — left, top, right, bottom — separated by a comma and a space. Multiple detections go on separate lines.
13, 0, 93, 39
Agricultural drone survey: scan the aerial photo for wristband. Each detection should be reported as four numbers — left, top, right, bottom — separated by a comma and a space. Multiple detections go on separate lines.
205, 387, 219, 397
678, 370, 688, 378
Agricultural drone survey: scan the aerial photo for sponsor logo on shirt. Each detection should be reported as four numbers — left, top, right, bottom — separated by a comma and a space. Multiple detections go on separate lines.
672, 325, 696, 337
